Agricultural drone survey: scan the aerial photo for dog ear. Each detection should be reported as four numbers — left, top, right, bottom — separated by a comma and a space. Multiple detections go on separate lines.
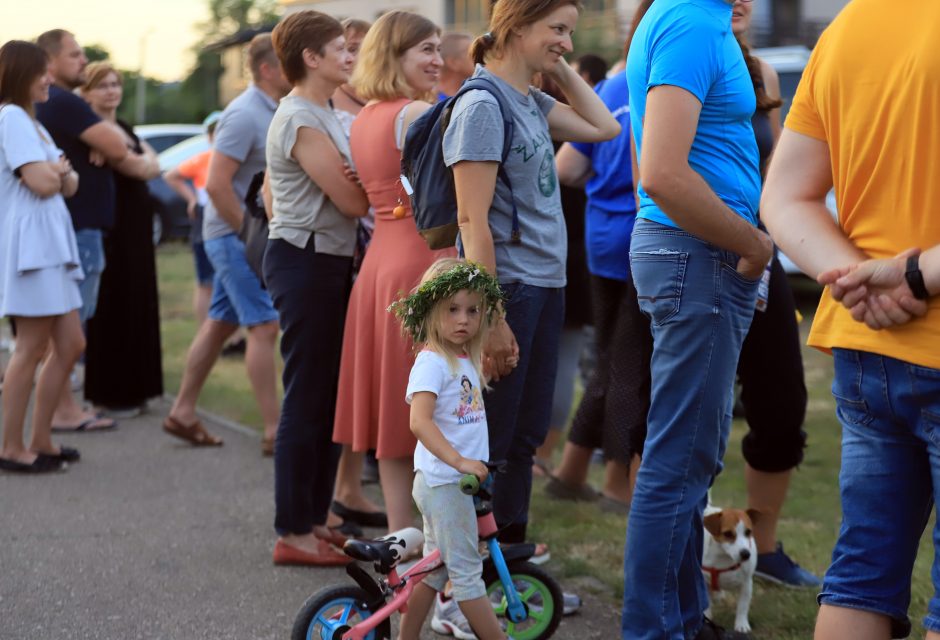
703, 512, 723, 536
745, 508, 763, 528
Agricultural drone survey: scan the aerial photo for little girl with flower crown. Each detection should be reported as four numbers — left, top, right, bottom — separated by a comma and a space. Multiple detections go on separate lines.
389, 258, 508, 640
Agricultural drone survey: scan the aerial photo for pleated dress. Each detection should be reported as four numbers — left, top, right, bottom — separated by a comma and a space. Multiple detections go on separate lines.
332, 98, 457, 459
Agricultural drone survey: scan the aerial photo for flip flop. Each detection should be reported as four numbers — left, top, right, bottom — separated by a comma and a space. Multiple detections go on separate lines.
162, 416, 223, 447
50, 416, 117, 432
36, 446, 81, 464
0, 455, 66, 474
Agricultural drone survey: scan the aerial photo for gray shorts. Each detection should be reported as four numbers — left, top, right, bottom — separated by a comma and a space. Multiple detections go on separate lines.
412, 471, 486, 601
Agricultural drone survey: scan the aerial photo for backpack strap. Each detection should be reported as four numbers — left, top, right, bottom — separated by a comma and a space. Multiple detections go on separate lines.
446, 77, 522, 245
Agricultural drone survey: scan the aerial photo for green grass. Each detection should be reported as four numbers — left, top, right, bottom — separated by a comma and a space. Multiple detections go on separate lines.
157, 242, 282, 430
156, 247, 935, 638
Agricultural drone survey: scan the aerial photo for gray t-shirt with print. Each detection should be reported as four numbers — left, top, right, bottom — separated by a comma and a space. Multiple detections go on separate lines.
443, 65, 564, 288
266, 95, 357, 256
203, 85, 278, 241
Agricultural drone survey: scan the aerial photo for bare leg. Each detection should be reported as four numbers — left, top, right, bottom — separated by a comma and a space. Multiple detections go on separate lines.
601, 458, 632, 504
397, 582, 438, 640
745, 464, 792, 554
378, 456, 416, 532
459, 596, 508, 640
533, 428, 563, 476
51, 363, 102, 427
30, 312, 86, 454
629, 453, 640, 497
333, 446, 383, 512
1, 316, 56, 463
244, 321, 280, 441
169, 318, 237, 424
815, 605, 891, 640
194, 284, 211, 326
551, 441, 594, 487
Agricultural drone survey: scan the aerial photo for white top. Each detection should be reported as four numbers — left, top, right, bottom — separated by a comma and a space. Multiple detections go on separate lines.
0, 104, 83, 317
406, 350, 489, 487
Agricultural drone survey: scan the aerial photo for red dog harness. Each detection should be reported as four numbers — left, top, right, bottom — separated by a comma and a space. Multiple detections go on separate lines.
702, 562, 742, 591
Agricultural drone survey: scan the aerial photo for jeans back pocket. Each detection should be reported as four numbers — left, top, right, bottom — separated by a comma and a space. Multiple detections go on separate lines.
630, 250, 688, 326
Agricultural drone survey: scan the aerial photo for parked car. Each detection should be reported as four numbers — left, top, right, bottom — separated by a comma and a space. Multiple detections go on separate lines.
134, 124, 204, 243
754, 46, 838, 276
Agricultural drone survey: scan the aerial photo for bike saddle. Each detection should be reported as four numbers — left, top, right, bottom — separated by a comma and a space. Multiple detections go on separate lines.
343, 527, 425, 573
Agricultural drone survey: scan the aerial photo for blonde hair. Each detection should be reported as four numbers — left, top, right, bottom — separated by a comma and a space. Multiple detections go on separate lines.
470, 0, 582, 65
351, 10, 440, 103
81, 61, 122, 92
415, 258, 492, 386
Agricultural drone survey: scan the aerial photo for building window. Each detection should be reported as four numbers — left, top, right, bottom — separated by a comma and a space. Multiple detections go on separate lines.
446, 0, 493, 27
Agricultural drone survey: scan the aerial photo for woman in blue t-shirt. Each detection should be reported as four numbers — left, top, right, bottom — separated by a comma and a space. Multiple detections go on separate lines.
445, 0, 619, 551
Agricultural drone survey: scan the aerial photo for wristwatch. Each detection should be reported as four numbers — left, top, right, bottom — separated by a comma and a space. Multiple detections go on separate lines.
905, 255, 931, 300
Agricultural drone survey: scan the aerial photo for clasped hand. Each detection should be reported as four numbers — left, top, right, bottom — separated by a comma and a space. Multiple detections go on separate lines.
817, 248, 928, 330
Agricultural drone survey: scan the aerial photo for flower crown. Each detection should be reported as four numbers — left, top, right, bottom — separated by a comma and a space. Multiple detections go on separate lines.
388, 262, 504, 344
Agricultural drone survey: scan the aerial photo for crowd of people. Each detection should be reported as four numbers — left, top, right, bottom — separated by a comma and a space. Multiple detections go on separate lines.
1, 0, 939, 638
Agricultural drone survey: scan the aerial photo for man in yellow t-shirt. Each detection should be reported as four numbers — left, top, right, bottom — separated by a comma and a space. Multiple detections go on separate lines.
761, 0, 940, 638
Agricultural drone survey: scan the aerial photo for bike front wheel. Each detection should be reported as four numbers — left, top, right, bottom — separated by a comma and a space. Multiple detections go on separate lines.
484, 561, 563, 640
291, 585, 390, 640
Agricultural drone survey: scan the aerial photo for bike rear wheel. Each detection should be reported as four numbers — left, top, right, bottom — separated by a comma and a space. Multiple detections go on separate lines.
484, 560, 563, 640
291, 585, 389, 640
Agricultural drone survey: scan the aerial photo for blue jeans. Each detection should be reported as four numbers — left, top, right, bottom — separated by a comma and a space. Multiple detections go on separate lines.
820, 349, 940, 639
485, 283, 564, 543
75, 228, 105, 324
623, 220, 758, 640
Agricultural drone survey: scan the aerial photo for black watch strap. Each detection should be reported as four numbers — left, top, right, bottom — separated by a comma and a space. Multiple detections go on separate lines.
905, 255, 931, 300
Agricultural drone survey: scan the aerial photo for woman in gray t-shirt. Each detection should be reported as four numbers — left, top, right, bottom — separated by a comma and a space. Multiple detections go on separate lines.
444, 0, 619, 549
262, 11, 370, 568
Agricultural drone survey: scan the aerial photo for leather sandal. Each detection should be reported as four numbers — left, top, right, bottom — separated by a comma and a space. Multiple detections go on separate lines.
163, 416, 223, 447
331, 500, 388, 528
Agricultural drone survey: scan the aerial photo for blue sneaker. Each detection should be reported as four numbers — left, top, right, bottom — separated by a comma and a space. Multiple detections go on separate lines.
755, 542, 822, 587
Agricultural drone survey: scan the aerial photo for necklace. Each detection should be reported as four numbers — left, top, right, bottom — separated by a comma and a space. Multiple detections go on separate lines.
338, 85, 366, 108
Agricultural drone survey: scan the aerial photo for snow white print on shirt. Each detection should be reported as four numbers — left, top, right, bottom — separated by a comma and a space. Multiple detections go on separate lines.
454, 375, 485, 425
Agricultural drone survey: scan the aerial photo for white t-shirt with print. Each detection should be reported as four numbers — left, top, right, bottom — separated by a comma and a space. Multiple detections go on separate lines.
406, 350, 489, 487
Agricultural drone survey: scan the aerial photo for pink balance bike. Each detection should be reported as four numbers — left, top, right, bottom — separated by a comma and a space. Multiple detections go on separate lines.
291, 463, 563, 640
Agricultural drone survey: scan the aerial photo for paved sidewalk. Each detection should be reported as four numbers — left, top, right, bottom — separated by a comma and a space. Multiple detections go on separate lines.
0, 397, 621, 639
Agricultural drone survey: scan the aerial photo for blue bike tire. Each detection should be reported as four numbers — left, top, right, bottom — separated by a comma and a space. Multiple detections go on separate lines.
291, 585, 389, 640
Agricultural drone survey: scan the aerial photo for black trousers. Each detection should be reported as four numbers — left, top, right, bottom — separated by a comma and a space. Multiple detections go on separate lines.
567, 274, 651, 463
263, 237, 352, 535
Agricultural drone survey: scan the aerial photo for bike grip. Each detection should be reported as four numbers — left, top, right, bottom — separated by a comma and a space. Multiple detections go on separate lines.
459, 474, 480, 495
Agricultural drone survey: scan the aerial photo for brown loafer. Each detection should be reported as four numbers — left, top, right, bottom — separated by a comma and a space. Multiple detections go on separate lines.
163, 416, 223, 447
272, 539, 350, 567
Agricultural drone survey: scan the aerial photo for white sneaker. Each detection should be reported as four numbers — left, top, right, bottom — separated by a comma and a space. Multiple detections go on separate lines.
431, 594, 477, 640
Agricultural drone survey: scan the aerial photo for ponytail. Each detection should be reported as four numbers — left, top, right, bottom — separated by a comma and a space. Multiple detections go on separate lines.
738, 38, 782, 112
469, 31, 495, 66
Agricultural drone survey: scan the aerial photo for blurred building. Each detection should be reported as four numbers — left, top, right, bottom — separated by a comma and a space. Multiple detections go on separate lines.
208, 0, 851, 106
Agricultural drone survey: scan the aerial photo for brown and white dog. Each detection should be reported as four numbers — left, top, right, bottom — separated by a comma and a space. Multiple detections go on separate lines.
702, 507, 760, 634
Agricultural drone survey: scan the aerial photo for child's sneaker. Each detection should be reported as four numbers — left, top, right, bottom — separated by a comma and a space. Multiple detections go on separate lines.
755, 542, 822, 587
431, 593, 477, 639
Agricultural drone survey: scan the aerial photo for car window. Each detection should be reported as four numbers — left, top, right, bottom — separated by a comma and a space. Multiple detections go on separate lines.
144, 134, 198, 154
776, 71, 803, 123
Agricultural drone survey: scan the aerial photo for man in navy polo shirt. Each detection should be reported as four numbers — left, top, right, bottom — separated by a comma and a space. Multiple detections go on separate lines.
623, 0, 774, 638
36, 29, 151, 432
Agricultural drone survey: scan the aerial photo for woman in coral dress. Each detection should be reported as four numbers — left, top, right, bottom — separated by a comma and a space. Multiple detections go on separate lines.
333, 10, 454, 532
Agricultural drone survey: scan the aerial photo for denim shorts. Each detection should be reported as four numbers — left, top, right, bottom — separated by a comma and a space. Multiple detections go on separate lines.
412, 471, 486, 601
204, 233, 277, 327
820, 348, 940, 638
191, 240, 214, 286
75, 228, 106, 323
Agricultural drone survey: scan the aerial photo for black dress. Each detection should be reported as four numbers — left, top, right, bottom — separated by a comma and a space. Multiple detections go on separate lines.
84, 120, 163, 407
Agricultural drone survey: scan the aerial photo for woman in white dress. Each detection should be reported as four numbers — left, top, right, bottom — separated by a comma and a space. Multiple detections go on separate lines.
0, 40, 85, 473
